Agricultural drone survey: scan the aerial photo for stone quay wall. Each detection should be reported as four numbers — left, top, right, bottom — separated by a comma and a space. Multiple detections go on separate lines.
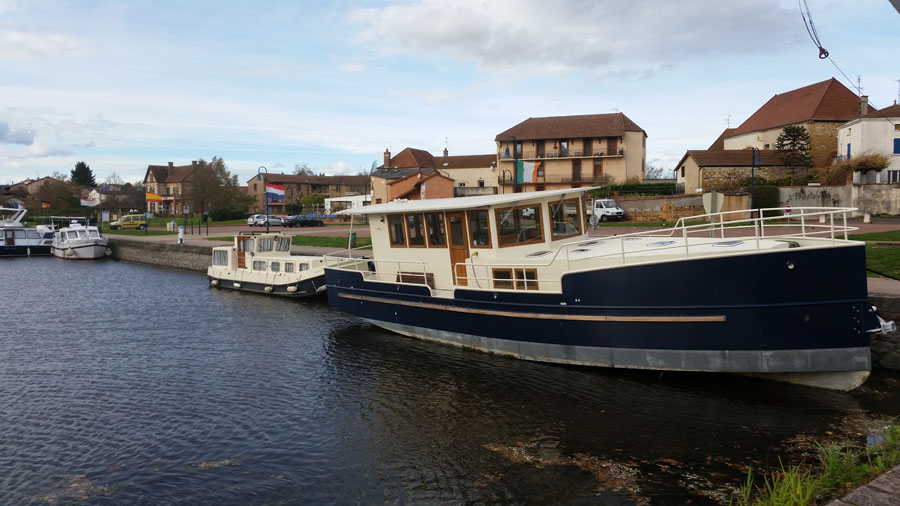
109, 237, 212, 273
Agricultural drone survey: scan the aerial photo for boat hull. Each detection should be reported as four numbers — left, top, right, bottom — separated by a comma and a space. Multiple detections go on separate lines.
1, 245, 51, 257
51, 242, 109, 260
208, 274, 326, 297
326, 245, 878, 390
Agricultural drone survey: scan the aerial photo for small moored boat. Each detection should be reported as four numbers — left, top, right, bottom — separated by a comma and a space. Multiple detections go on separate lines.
1, 207, 54, 257
207, 232, 326, 297
51, 218, 110, 260
323, 188, 895, 391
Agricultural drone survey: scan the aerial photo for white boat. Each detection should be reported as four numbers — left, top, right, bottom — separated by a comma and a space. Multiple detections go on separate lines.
50, 218, 110, 260
323, 187, 895, 391
207, 232, 327, 297
1, 207, 54, 257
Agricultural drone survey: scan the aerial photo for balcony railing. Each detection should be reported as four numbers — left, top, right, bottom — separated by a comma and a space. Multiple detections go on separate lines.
500, 150, 623, 160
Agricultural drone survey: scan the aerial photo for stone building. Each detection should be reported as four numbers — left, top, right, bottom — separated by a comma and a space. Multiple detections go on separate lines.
674, 149, 787, 193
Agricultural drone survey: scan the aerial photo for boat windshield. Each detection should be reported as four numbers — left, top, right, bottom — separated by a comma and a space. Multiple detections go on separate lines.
88, 229, 100, 239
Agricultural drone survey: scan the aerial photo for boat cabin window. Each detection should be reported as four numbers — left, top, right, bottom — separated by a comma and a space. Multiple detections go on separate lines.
271, 261, 280, 272
27, 230, 41, 239
87, 229, 100, 239
388, 214, 406, 247
467, 210, 491, 248
495, 205, 544, 247
492, 268, 514, 289
549, 199, 582, 239
252, 260, 266, 271
406, 214, 426, 247
212, 250, 229, 266
425, 213, 446, 247
14, 230, 24, 239
243, 238, 254, 253
299, 263, 309, 271
258, 237, 274, 252
67, 231, 79, 239
59, 233, 67, 242
492, 267, 539, 290
276, 237, 291, 251
284, 262, 294, 273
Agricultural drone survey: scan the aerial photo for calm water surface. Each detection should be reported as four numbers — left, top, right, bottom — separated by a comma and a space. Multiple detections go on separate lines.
2, 258, 899, 505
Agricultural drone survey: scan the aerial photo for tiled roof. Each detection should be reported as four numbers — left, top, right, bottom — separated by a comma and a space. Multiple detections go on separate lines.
432, 154, 497, 169
494, 113, 646, 141
146, 163, 196, 183
674, 149, 786, 171
251, 174, 370, 185
727, 78, 874, 138
372, 167, 437, 180
375, 147, 496, 173
864, 103, 900, 119
708, 128, 737, 150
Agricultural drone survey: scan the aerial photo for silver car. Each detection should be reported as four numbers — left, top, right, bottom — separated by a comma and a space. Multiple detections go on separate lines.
247, 214, 266, 226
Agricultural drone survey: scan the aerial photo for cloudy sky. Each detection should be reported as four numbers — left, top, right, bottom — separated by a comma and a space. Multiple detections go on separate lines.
1, 0, 898, 185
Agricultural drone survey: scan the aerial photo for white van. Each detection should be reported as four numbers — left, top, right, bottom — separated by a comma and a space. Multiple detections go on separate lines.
589, 199, 625, 224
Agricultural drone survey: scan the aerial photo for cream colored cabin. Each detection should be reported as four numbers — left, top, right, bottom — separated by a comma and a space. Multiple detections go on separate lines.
334, 189, 862, 299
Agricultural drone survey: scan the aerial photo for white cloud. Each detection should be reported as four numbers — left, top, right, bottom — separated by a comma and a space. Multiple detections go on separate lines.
0, 121, 34, 144
348, 0, 798, 74
0, 30, 92, 61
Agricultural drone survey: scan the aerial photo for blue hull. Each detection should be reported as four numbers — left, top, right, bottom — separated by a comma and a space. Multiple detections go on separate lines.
326, 245, 876, 377
1, 245, 52, 257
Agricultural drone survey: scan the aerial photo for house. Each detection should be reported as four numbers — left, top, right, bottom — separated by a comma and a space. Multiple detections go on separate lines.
722, 78, 874, 168
674, 150, 787, 193
143, 161, 198, 216
371, 147, 497, 203
837, 102, 900, 184
493, 113, 647, 192
10, 176, 56, 196
246, 174, 370, 214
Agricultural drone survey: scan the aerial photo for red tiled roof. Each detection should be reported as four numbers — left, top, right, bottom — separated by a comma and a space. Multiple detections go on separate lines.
708, 128, 737, 150
432, 154, 497, 169
727, 78, 875, 138
375, 148, 495, 173
864, 103, 900, 119
494, 113, 646, 141
145, 162, 196, 184
674, 149, 786, 171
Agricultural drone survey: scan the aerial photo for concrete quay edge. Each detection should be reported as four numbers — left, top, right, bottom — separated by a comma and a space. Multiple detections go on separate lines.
824, 464, 900, 506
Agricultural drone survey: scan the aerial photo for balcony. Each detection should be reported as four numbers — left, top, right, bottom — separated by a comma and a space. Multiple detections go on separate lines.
500, 150, 624, 161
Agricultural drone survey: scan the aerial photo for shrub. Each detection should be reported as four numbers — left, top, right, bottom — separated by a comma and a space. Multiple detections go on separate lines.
751, 186, 780, 210
209, 206, 247, 221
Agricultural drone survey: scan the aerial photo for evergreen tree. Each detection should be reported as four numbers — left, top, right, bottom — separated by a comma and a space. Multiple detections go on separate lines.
70, 161, 97, 187
775, 126, 813, 185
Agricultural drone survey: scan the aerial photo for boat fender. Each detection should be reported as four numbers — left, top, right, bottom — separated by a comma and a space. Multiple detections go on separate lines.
104, 248, 112, 257
264, 286, 273, 293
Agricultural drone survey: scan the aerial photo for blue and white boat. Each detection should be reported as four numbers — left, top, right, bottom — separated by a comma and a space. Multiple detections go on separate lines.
323, 188, 894, 391
1, 207, 54, 257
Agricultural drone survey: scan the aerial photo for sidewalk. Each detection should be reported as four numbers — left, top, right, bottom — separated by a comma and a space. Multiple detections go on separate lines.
824, 464, 900, 505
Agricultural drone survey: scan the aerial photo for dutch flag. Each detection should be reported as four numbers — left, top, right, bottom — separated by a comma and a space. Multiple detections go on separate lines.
265, 183, 285, 200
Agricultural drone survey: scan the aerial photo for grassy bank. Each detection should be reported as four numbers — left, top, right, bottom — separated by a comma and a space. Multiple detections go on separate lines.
732, 422, 900, 506
209, 235, 372, 249
103, 229, 176, 236
848, 231, 900, 279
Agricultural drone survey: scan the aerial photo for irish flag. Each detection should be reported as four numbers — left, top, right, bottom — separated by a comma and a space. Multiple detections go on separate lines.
146, 192, 163, 202
265, 183, 285, 200
516, 161, 541, 183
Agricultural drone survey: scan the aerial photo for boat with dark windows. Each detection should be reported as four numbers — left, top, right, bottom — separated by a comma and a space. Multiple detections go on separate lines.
1, 207, 54, 257
323, 188, 895, 391
50, 217, 110, 260
207, 232, 326, 297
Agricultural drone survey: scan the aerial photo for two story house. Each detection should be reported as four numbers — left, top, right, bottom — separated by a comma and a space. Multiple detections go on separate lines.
371, 147, 497, 204
494, 113, 647, 192
247, 174, 370, 214
143, 161, 198, 216
837, 103, 900, 184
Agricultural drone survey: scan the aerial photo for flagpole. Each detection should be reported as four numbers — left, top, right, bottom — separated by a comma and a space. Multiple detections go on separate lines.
258, 166, 268, 233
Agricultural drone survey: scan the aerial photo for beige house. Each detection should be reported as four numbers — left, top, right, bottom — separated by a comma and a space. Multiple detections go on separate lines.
722, 78, 874, 168
494, 113, 647, 192
247, 173, 369, 214
372, 147, 497, 204
674, 150, 787, 193
143, 161, 198, 216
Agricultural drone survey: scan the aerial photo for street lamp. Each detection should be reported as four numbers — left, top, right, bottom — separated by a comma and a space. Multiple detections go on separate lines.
750, 148, 761, 219
258, 166, 269, 233
501, 169, 513, 194
504, 135, 518, 193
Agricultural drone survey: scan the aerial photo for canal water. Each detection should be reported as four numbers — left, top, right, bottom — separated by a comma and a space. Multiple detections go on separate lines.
3, 258, 899, 505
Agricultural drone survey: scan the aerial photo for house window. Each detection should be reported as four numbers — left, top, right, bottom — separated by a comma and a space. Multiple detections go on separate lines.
388, 214, 406, 247
467, 209, 491, 247
405, 214, 426, 247
425, 213, 446, 247
681, 166, 685, 177
495, 205, 544, 247
894, 138, 900, 155
764, 144, 770, 150
559, 140, 568, 157
478, 179, 484, 187
888, 170, 900, 184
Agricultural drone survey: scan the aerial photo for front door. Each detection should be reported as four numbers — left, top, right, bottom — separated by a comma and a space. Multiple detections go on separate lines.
236, 235, 247, 268
446, 212, 469, 286
4, 229, 14, 246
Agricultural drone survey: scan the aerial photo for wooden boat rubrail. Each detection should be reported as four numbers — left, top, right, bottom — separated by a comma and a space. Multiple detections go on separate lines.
323, 188, 895, 391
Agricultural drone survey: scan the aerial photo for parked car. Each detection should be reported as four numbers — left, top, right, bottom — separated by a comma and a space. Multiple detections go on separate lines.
247, 214, 265, 226
283, 215, 324, 227
264, 215, 283, 226
109, 214, 147, 230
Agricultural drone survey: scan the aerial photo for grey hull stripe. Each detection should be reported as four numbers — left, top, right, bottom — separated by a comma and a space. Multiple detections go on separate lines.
369, 320, 871, 374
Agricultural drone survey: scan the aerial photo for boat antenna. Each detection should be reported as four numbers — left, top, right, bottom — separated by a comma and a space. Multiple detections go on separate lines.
799, 0, 862, 95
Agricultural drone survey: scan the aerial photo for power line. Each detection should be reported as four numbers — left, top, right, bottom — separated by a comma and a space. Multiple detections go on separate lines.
799, 0, 862, 95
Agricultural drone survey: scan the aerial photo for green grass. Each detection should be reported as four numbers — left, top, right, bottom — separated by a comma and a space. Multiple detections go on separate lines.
848, 231, 900, 242
732, 422, 900, 506
102, 228, 176, 236
208, 235, 372, 249
863, 246, 900, 279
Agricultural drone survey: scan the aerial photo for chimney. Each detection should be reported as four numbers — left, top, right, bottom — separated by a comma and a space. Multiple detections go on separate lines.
191, 160, 197, 169
859, 95, 868, 117
167, 161, 174, 177
384, 148, 391, 168
443, 147, 448, 157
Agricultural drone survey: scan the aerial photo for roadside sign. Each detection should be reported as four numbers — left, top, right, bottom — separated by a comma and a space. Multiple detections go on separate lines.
785, 205, 792, 215
183, 205, 190, 215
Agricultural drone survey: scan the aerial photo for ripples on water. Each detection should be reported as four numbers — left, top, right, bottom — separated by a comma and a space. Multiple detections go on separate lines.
2, 258, 899, 505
